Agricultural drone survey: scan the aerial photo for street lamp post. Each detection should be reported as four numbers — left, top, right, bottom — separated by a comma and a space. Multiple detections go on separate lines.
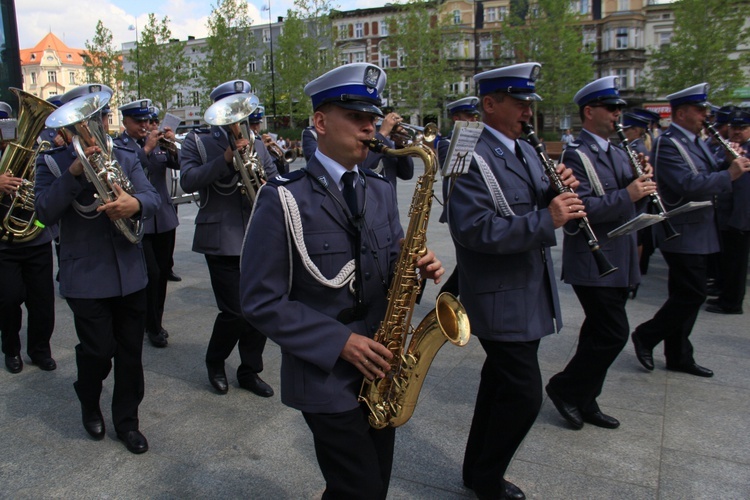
261, 2, 277, 130
128, 22, 141, 99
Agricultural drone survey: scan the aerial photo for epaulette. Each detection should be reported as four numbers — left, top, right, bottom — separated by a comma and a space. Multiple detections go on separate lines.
268, 170, 306, 185
362, 168, 388, 182
566, 141, 581, 149
40, 145, 67, 155
194, 127, 211, 134
113, 144, 136, 153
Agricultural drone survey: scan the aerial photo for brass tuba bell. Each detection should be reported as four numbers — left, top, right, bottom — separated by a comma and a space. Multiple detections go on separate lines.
0, 88, 57, 243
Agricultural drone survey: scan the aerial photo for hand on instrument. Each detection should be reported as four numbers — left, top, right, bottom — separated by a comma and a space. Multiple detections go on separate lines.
70, 145, 101, 177
637, 153, 652, 174
379, 112, 402, 137
341, 333, 393, 381
627, 175, 657, 202
143, 129, 160, 154
162, 127, 175, 141
549, 191, 586, 228
96, 184, 141, 220
0, 172, 23, 194
728, 155, 750, 180
555, 163, 580, 191
415, 246, 444, 284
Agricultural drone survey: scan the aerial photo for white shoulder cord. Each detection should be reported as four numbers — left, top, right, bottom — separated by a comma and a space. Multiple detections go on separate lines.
472, 152, 515, 217
659, 137, 698, 207
44, 154, 100, 218
575, 149, 606, 197
277, 185, 357, 295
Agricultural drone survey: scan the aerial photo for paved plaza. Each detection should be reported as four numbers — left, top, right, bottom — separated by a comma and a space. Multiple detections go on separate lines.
1, 159, 749, 498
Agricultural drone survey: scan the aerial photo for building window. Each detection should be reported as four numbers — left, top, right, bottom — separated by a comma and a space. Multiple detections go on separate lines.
479, 38, 492, 59
485, 7, 497, 23
615, 68, 628, 89
318, 48, 328, 66
659, 32, 672, 47
192, 91, 200, 106
176, 92, 184, 107
397, 48, 406, 68
339, 23, 347, 39
248, 60, 257, 72
380, 21, 388, 36
453, 10, 461, 25
355, 22, 363, 38
582, 28, 596, 52
578, 1, 589, 14
263, 29, 270, 43
31, 54, 36, 60
47, 71, 56, 83
66, 54, 72, 60
380, 51, 390, 68
68, 71, 76, 84
616, 28, 628, 49
499, 6, 508, 20
618, 0, 630, 11
108, 114, 114, 126
263, 54, 271, 71
354, 51, 365, 63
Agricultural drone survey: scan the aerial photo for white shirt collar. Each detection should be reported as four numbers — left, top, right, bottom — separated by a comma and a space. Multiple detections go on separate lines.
581, 128, 610, 152
483, 124, 518, 152
671, 122, 697, 143
313, 149, 360, 190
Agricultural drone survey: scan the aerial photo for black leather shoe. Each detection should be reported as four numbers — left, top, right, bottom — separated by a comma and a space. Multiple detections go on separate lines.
582, 411, 620, 429
146, 329, 168, 348
160, 327, 169, 339
31, 356, 57, 371
117, 430, 149, 454
239, 373, 274, 397
207, 362, 228, 394
167, 271, 182, 282
631, 332, 654, 371
705, 297, 720, 306
545, 384, 583, 430
503, 480, 526, 499
81, 405, 105, 440
5, 355, 23, 374
705, 304, 743, 315
706, 286, 722, 297
667, 362, 713, 378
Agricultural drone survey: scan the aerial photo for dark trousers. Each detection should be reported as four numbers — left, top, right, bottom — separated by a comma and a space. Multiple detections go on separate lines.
463, 338, 542, 499
634, 251, 706, 367
717, 229, 750, 310
0, 243, 55, 359
66, 289, 146, 433
204, 254, 267, 380
548, 286, 630, 414
303, 405, 395, 500
142, 229, 176, 333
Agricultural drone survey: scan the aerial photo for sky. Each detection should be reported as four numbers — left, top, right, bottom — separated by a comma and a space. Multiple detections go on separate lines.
16, 0, 388, 51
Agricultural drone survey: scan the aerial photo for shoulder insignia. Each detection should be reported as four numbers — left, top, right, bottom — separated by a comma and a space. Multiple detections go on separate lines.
194, 127, 211, 134
493, 147, 504, 157
268, 170, 306, 185
362, 168, 387, 181
588, 142, 599, 153
112, 144, 135, 153
40, 145, 67, 155
567, 141, 581, 149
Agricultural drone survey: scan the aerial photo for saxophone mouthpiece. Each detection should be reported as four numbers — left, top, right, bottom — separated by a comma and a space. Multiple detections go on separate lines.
362, 138, 386, 153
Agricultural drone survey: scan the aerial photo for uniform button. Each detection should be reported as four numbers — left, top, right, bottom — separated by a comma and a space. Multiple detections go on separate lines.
323, 242, 329, 250
605, 182, 610, 187
361, 245, 367, 253
514, 194, 519, 200
364, 272, 371, 280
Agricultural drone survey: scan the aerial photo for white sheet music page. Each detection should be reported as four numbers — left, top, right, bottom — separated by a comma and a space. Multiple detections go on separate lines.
441, 121, 484, 177
159, 113, 182, 133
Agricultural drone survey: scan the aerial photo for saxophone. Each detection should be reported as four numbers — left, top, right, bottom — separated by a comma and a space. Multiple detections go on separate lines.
358, 124, 471, 429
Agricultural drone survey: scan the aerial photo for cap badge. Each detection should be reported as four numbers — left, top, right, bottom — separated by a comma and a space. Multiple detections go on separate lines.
364, 67, 380, 89
530, 66, 541, 81
234, 81, 245, 92
90, 85, 101, 93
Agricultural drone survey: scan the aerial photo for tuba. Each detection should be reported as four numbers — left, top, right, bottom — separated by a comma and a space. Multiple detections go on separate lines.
0, 88, 57, 243
359, 123, 471, 429
46, 91, 144, 244
204, 93, 265, 204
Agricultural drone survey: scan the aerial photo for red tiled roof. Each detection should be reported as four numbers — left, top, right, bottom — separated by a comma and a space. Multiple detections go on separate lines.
20, 32, 87, 66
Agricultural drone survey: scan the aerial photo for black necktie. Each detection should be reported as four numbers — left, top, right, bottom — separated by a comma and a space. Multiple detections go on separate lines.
342, 171, 358, 216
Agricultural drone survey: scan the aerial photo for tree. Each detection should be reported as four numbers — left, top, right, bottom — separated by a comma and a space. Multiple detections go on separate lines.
501, 0, 594, 131
646, 0, 750, 104
82, 21, 126, 108
273, 0, 338, 127
383, 0, 459, 125
199, 0, 260, 109
122, 14, 191, 114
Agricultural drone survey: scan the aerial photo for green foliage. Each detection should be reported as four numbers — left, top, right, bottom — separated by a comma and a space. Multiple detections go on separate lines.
383, 0, 460, 124
199, 0, 260, 109
82, 21, 125, 107
123, 14, 191, 115
646, 0, 750, 104
502, 0, 594, 128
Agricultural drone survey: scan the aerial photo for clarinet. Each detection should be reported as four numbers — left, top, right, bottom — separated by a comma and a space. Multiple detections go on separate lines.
522, 122, 617, 277
615, 124, 679, 241
703, 120, 741, 160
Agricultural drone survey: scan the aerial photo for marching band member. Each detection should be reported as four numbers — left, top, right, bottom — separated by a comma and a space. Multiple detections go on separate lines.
180, 80, 277, 397
631, 84, 750, 377
447, 63, 584, 500
361, 111, 414, 191
546, 77, 656, 430
247, 105, 288, 175
114, 100, 180, 348
240, 63, 443, 500
706, 108, 750, 315
1, 99, 57, 374
34, 84, 160, 454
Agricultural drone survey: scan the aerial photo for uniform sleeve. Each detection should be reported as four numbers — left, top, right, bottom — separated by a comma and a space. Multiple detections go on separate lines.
34, 154, 87, 226
653, 136, 732, 199
179, 132, 236, 193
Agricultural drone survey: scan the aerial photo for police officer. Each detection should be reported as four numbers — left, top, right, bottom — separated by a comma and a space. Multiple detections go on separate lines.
240, 63, 443, 500
631, 84, 750, 377
301, 124, 318, 162
35, 85, 160, 454
437, 96, 481, 297
706, 108, 750, 315
1, 97, 58, 374
447, 63, 584, 500
361, 111, 414, 191
0, 101, 14, 149
546, 77, 656, 430
115, 99, 180, 347
247, 105, 289, 175
180, 80, 277, 397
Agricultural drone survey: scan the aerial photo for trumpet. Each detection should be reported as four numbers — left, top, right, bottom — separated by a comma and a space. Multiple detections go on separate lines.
390, 122, 439, 149
262, 134, 297, 163
204, 93, 266, 204
158, 136, 181, 156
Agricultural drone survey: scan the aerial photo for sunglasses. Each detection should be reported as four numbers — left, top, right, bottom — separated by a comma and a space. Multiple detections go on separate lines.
590, 104, 622, 113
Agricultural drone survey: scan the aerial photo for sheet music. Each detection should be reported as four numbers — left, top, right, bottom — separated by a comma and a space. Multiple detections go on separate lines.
665, 201, 713, 218
441, 121, 484, 177
159, 113, 182, 133
0, 119, 18, 142
607, 213, 665, 239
